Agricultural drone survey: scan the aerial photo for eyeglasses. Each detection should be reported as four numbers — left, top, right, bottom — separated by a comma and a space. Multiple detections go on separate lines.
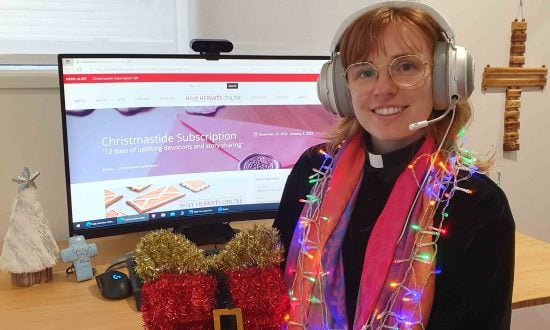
343, 55, 432, 93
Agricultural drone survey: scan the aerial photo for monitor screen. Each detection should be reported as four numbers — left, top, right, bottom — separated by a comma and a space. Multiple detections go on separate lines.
58, 54, 336, 241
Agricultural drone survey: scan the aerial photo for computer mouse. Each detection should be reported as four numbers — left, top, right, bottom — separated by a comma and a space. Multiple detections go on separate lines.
95, 270, 133, 300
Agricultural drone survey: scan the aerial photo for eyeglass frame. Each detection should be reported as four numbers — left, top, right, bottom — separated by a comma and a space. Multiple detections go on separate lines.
342, 54, 434, 92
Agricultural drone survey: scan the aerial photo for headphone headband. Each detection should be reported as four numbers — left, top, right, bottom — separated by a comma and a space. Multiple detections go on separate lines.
330, 1, 456, 53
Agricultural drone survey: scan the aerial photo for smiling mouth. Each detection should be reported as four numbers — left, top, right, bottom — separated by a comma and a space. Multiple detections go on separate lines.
373, 106, 403, 116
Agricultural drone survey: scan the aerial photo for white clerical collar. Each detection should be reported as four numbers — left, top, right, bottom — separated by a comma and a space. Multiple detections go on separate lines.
368, 151, 384, 169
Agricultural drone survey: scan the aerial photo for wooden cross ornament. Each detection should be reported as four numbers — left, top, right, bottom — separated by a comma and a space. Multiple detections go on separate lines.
481, 18, 547, 151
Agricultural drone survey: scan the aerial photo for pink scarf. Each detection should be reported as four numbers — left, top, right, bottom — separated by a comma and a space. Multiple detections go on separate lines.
284, 132, 436, 329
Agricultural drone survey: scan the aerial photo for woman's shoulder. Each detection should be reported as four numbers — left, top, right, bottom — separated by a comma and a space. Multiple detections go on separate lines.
293, 142, 331, 169
449, 171, 515, 229
460, 171, 510, 206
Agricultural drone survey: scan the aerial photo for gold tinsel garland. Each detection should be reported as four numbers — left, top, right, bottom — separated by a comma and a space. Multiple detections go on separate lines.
134, 229, 209, 282
134, 225, 284, 282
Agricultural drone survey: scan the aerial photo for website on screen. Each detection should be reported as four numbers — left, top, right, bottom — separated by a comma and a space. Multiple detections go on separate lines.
61, 57, 335, 229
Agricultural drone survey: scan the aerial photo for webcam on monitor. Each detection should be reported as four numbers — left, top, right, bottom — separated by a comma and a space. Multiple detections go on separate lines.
190, 39, 233, 60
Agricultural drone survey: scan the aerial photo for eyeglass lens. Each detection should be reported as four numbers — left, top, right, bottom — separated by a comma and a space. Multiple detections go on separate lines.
344, 55, 428, 92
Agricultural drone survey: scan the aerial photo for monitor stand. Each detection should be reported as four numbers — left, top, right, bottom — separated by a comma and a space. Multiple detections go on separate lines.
175, 223, 236, 246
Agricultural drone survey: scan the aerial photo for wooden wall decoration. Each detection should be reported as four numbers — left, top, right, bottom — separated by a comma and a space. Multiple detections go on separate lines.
481, 18, 547, 151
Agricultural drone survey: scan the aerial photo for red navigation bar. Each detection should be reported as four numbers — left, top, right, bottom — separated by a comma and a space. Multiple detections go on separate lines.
63, 73, 319, 84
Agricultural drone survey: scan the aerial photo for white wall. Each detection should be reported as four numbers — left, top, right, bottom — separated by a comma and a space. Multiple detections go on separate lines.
0, 76, 67, 241
0, 0, 549, 326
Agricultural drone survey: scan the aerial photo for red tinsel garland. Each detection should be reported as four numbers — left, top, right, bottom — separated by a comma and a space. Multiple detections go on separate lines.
141, 268, 290, 330
141, 273, 217, 330
226, 267, 290, 330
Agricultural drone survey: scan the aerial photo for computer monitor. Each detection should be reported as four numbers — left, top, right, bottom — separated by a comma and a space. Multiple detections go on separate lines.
58, 54, 336, 243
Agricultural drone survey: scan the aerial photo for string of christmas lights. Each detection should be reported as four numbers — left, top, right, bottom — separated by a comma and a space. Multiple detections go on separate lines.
365, 147, 476, 330
287, 148, 335, 328
287, 131, 481, 330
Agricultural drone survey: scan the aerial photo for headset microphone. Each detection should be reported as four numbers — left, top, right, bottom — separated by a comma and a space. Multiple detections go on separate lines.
408, 97, 458, 131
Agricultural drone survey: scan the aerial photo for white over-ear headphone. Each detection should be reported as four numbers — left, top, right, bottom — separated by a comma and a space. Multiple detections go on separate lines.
317, 0, 475, 118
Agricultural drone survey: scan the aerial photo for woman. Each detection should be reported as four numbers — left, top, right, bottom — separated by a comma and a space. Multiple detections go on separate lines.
273, 2, 515, 329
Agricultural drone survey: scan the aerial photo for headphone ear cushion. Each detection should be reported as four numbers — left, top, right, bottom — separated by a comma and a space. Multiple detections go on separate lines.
317, 62, 336, 115
432, 41, 450, 110
458, 48, 475, 99
432, 42, 475, 110
317, 54, 354, 117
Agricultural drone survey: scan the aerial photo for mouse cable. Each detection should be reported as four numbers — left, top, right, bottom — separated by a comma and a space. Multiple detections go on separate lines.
104, 260, 128, 273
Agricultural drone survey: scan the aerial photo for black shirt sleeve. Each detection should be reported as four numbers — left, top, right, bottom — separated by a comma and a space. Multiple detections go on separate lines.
427, 173, 515, 330
273, 145, 325, 264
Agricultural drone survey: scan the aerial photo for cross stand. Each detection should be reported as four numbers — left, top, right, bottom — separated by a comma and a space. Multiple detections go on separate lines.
481, 18, 547, 151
